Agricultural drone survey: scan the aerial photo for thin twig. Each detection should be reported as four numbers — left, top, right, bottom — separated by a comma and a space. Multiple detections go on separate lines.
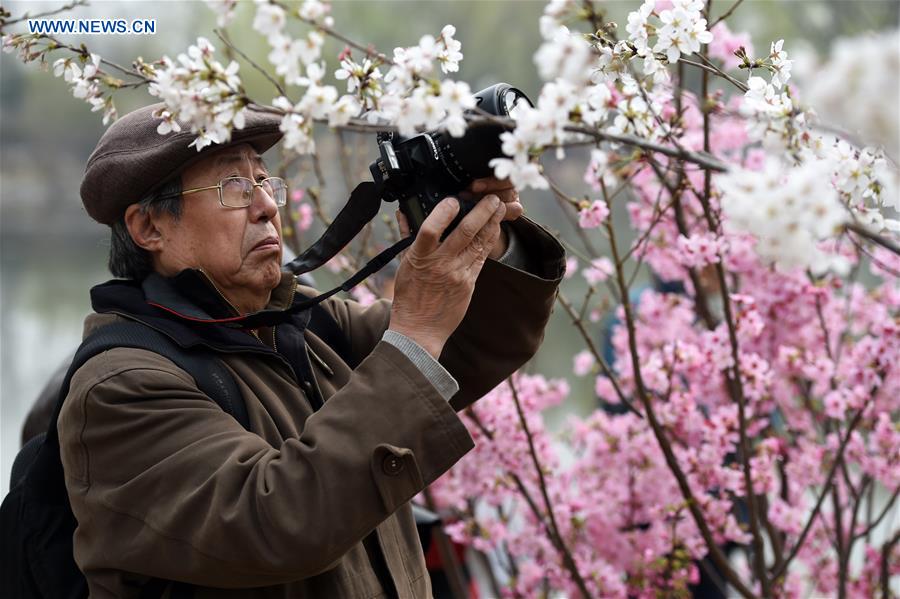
682, 54, 749, 93
466, 109, 728, 172
853, 484, 900, 541
711, 0, 746, 27
214, 28, 288, 98
2, 0, 87, 27
39, 35, 145, 80
557, 293, 643, 418
770, 409, 866, 581
507, 378, 593, 598
273, 0, 394, 66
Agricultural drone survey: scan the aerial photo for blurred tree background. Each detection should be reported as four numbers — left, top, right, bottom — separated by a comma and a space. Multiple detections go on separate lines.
1, 0, 898, 494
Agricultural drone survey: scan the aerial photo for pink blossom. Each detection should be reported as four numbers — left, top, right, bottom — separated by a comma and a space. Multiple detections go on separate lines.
350, 285, 377, 306
675, 233, 722, 268
708, 21, 753, 70
563, 255, 578, 279
572, 350, 595, 376
295, 202, 314, 232
582, 257, 614, 285
578, 199, 610, 229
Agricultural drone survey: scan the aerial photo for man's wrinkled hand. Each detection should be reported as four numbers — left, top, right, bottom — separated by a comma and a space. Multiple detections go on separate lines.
460, 177, 523, 260
389, 195, 506, 358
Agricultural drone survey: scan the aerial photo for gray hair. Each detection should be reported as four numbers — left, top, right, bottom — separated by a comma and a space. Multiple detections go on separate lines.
108, 177, 183, 280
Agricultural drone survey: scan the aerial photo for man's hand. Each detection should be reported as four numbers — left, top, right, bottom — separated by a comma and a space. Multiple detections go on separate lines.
389, 195, 506, 358
460, 177, 523, 260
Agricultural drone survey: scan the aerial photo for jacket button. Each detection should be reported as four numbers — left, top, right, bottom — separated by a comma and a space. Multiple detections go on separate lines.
382, 455, 404, 476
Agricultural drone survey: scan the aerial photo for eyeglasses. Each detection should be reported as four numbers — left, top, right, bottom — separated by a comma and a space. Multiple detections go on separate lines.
158, 176, 288, 208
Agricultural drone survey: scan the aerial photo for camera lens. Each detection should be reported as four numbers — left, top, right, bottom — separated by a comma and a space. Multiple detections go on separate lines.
502, 89, 519, 115
501, 87, 532, 119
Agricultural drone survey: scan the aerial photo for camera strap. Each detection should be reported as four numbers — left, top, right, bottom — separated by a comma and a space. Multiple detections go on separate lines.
231, 181, 411, 329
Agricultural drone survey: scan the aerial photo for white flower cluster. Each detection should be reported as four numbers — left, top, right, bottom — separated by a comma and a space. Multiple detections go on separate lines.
534, 22, 594, 85
767, 39, 793, 89
384, 24, 463, 88
253, 1, 328, 86
495, 2, 638, 191
3, 33, 116, 125
436, 24, 463, 74
252, 0, 368, 153
826, 140, 900, 233
740, 77, 797, 151
148, 37, 246, 151
362, 26, 474, 138
335, 56, 382, 99
50, 53, 117, 124
719, 158, 849, 273
802, 29, 900, 159
205, 0, 237, 28
608, 89, 663, 141
490, 77, 614, 190
274, 64, 343, 153
625, 0, 713, 67
738, 40, 801, 151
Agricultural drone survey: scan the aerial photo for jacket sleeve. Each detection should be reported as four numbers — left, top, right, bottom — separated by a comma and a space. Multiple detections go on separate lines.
442, 216, 565, 411
58, 342, 474, 588
315, 216, 566, 411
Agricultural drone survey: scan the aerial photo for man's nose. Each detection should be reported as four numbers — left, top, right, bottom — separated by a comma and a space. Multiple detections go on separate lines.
248, 183, 279, 222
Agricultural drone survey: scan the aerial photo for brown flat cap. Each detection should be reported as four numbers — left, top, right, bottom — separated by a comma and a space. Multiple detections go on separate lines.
80, 102, 283, 225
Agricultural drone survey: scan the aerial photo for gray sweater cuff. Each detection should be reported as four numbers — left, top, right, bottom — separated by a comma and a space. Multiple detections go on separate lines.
382, 330, 459, 401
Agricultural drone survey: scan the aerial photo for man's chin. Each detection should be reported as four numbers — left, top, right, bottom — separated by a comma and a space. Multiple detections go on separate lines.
261, 261, 284, 288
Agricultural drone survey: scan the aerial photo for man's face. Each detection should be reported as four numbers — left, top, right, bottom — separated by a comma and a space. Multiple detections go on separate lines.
156, 143, 283, 311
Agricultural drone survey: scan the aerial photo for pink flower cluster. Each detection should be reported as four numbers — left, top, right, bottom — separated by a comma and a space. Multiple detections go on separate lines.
429, 30, 899, 596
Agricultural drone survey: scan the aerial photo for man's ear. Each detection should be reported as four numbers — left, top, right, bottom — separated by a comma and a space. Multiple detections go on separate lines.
124, 204, 165, 252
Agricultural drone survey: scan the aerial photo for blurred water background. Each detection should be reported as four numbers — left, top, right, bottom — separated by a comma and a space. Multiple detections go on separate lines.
1, 0, 898, 498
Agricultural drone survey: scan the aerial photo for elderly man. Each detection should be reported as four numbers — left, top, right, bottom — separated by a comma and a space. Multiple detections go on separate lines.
56, 104, 564, 597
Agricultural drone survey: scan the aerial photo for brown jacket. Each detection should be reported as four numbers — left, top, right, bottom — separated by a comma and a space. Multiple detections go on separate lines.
58, 218, 564, 598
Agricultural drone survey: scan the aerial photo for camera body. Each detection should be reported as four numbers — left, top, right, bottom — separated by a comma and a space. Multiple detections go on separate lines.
369, 83, 532, 234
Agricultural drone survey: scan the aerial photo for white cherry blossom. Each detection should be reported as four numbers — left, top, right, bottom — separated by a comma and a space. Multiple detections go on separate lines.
328, 94, 361, 127
437, 25, 463, 74
719, 158, 848, 272
253, 2, 286, 37
298, 0, 333, 26
489, 156, 549, 190
205, 0, 237, 28
768, 39, 793, 89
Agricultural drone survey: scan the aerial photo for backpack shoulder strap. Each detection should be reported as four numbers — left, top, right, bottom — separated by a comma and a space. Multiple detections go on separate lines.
1, 321, 249, 599
52, 320, 249, 435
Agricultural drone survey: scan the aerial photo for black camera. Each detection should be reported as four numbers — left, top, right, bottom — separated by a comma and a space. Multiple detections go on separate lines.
369, 83, 533, 234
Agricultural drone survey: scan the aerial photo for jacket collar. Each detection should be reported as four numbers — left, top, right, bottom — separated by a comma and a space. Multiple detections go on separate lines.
91, 269, 301, 328
141, 269, 299, 324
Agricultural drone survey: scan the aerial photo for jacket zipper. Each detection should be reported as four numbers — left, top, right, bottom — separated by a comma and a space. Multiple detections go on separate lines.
304, 345, 327, 405
307, 346, 334, 377
197, 268, 267, 344
197, 268, 243, 317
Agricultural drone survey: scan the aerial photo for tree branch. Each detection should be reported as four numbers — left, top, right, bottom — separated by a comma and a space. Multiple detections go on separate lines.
846, 222, 900, 256
711, 0, 746, 27
602, 181, 756, 599
557, 293, 643, 417
770, 409, 866, 581
507, 378, 593, 598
